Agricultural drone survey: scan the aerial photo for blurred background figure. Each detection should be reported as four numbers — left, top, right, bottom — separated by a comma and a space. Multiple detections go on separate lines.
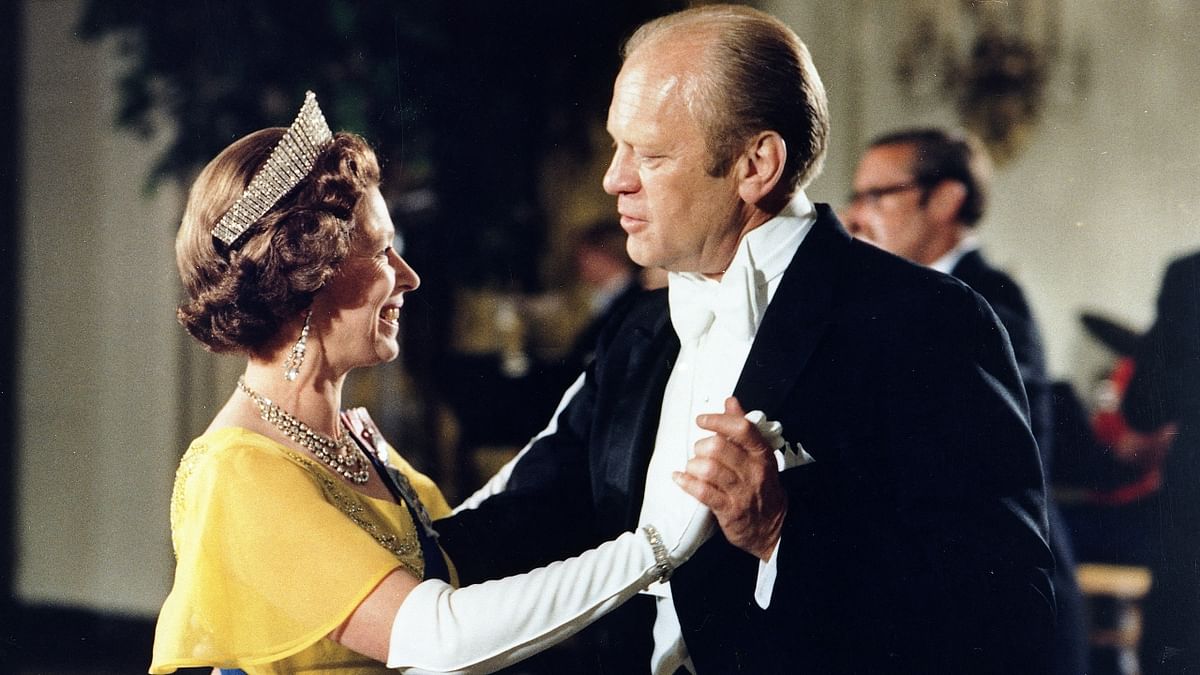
1121, 252, 1200, 674
1048, 311, 1174, 674
556, 219, 643, 380
1053, 312, 1172, 568
438, 218, 652, 496
844, 127, 1087, 675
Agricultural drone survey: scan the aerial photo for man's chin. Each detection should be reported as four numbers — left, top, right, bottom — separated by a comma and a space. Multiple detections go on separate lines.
626, 243, 660, 269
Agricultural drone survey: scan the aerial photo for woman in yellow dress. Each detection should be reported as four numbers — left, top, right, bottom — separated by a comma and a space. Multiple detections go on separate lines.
149, 92, 711, 674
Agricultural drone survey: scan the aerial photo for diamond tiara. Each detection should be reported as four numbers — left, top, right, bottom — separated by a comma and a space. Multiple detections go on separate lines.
212, 91, 334, 246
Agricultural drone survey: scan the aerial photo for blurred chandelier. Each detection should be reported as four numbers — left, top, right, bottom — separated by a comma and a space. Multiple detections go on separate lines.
894, 0, 1070, 164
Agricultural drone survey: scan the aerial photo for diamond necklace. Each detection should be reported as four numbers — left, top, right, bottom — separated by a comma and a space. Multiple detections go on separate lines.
237, 376, 371, 484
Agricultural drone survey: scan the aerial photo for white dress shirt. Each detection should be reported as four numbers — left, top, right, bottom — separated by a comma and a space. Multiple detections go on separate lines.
638, 191, 816, 674
928, 235, 979, 275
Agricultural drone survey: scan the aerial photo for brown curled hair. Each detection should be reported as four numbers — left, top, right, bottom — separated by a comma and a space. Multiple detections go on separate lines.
175, 129, 381, 356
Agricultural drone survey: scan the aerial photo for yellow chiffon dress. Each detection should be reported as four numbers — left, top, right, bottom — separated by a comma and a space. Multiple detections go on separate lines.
150, 426, 455, 674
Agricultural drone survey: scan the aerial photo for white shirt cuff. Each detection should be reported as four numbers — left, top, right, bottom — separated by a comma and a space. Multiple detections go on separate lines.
753, 535, 782, 609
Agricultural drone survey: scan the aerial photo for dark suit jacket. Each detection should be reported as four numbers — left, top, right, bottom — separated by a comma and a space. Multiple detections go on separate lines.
951, 251, 1052, 455
440, 207, 1055, 673
1123, 251, 1200, 674
951, 250, 1086, 675
548, 277, 646, 395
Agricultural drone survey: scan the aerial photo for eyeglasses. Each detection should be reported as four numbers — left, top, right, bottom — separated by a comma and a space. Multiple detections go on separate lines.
847, 183, 923, 207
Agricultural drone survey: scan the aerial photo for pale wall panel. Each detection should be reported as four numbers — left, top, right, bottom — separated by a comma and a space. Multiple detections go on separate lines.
17, 0, 182, 616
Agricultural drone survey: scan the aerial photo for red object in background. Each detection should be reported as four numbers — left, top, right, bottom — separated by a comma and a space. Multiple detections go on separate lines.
1089, 357, 1170, 505
1093, 357, 1136, 447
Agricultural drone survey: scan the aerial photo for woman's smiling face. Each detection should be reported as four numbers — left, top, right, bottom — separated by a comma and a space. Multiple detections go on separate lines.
319, 186, 419, 372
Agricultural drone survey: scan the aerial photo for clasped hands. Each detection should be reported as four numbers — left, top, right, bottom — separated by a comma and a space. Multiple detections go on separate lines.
672, 397, 789, 562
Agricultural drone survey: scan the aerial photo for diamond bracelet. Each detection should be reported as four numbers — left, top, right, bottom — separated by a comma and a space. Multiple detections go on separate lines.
641, 525, 673, 583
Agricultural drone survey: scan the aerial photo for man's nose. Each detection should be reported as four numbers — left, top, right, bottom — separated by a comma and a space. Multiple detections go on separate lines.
602, 147, 637, 195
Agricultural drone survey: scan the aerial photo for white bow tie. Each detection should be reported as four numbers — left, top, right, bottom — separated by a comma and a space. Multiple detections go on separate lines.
668, 249, 765, 344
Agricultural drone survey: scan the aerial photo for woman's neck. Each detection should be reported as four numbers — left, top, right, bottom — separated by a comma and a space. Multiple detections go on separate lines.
239, 360, 346, 439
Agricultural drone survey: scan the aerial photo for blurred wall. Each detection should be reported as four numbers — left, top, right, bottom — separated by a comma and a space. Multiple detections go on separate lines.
12, 0, 1200, 618
16, 0, 182, 615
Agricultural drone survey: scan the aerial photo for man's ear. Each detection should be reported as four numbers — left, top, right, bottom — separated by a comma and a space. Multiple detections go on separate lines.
924, 180, 967, 224
736, 131, 787, 205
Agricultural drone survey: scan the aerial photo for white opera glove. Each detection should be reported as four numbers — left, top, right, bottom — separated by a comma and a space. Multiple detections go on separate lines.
387, 483, 714, 674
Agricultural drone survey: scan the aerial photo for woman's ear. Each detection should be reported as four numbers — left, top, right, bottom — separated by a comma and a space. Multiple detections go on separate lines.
736, 131, 787, 205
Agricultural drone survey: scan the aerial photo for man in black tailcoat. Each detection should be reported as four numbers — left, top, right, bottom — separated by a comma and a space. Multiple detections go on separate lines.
440, 9, 1055, 674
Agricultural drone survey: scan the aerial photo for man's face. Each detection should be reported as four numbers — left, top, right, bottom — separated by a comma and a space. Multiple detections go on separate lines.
602, 44, 746, 275
844, 143, 942, 265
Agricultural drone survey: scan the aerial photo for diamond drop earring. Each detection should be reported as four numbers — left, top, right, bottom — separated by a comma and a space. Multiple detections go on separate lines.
283, 310, 312, 382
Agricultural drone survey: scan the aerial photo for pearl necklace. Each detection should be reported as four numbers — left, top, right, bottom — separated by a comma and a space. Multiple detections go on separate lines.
237, 377, 371, 484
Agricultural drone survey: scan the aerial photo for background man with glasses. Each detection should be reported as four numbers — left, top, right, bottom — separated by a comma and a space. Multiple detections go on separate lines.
844, 127, 1087, 675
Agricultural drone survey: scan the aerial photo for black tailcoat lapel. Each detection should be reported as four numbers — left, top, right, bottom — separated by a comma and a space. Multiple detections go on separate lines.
598, 205, 849, 533
733, 204, 846, 416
